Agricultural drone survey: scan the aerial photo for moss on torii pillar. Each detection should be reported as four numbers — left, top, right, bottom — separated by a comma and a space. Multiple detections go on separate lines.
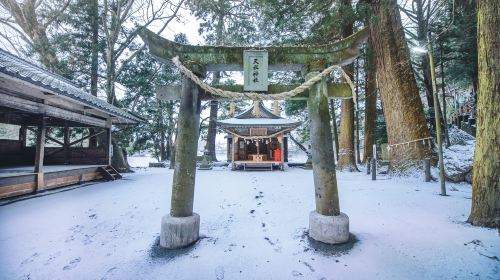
306, 67, 349, 244
160, 70, 203, 249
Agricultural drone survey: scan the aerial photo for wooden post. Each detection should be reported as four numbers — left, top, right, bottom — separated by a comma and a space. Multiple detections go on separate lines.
19, 125, 27, 157
232, 137, 237, 170
307, 72, 340, 216
279, 134, 285, 170
371, 158, 376, 180
170, 75, 201, 217
34, 116, 46, 191
63, 122, 70, 164
424, 158, 431, 182
106, 120, 113, 166
367, 157, 371, 175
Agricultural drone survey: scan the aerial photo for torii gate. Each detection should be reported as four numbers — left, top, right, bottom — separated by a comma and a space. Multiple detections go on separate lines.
139, 27, 368, 249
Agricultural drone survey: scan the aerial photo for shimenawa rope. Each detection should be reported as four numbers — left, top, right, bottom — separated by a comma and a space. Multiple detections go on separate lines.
171, 56, 356, 104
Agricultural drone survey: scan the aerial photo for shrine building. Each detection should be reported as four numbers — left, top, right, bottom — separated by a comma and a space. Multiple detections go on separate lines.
218, 101, 300, 171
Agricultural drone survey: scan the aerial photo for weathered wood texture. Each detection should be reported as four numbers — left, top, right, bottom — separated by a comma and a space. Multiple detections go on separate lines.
467, 0, 499, 228
170, 76, 201, 217
0, 92, 108, 127
34, 117, 46, 174
0, 167, 104, 199
140, 28, 368, 71
0, 146, 108, 166
368, 0, 432, 169
307, 73, 340, 216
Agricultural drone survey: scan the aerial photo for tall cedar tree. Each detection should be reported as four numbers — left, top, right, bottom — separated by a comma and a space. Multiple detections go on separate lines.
362, 38, 377, 163
365, 0, 432, 171
337, 0, 359, 171
467, 0, 499, 228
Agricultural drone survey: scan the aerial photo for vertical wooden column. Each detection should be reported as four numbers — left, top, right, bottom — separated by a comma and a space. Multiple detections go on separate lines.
227, 136, 231, 162
19, 125, 27, 157
278, 134, 285, 170
170, 75, 202, 217
63, 122, 70, 164
106, 120, 112, 166
306, 72, 340, 216
34, 116, 46, 191
232, 137, 237, 170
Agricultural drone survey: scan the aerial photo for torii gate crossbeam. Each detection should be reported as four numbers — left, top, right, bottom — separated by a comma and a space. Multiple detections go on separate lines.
139, 27, 368, 249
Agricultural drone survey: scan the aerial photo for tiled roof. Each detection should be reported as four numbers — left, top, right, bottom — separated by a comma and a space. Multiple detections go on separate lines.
0, 48, 142, 123
217, 101, 301, 128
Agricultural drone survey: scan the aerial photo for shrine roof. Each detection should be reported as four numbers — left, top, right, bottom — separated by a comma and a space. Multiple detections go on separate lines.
0, 48, 143, 124
217, 102, 301, 128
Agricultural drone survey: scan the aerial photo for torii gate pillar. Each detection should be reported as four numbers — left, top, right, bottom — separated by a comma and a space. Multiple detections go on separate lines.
160, 73, 202, 249
306, 70, 349, 244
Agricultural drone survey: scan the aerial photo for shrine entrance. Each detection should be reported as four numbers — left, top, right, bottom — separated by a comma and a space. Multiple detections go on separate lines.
139, 27, 368, 249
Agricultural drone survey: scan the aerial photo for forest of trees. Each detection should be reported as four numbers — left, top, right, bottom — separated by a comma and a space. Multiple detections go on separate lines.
0, 0, 496, 228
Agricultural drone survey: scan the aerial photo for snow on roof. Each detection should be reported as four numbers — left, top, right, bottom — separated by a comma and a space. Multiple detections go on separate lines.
218, 101, 301, 128
218, 117, 301, 127
0, 48, 143, 124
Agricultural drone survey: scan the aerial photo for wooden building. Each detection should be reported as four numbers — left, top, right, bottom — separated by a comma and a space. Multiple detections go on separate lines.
0, 49, 142, 199
218, 102, 300, 171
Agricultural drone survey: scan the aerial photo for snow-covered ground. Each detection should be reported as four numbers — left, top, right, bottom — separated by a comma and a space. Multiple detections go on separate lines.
0, 167, 498, 280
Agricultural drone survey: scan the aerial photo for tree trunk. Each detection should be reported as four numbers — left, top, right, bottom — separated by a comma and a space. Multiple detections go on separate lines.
90, 0, 99, 97
88, 0, 99, 148
205, 73, 219, 162
337, 97, 359, 171
414, 0, 434, 109
439, 42, 451, 147
159, 102, 167, 161
354, 59, 361, 164
368, 0, 432, 170
203, 2, 225, 162
329, 99, 340, 160
337, 8, 358, 171
0, 0, 65, 74
111, 140, 130, 172
362, 40, 377, 163
467, 0, 499, 228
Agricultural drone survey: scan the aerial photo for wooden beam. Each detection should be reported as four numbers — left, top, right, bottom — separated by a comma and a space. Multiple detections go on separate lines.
140, 27, 368, 71
27, 127, 64, 146
44, 129, 106, 158
34, 116, 46, 190
0, 92, 107, 127
156, 83, 352, 101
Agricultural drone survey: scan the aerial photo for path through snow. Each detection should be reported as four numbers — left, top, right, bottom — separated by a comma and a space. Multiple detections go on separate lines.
0, 167, 498, 279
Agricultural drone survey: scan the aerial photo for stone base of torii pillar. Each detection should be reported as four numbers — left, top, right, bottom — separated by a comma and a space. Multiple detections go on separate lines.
160, 213, 200, 249
309, 211, 349, 244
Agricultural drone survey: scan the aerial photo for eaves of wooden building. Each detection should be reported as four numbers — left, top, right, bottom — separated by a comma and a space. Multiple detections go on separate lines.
0, 49, 143, 199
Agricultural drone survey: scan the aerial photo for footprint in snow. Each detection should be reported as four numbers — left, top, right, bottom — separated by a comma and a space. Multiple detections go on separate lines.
20, 252, 39, 266
63, 257, 81, 271
100, 267, 118, 280
215, 265, 225, 280
292, 270, 303, 277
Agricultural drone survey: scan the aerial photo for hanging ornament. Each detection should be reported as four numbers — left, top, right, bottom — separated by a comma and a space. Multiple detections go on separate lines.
229, 99, 236, 117
252, 100, 260, 116
273, 100, 280, 116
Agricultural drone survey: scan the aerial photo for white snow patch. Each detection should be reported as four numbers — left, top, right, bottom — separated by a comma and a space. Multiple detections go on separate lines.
0, 168, 498, 280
